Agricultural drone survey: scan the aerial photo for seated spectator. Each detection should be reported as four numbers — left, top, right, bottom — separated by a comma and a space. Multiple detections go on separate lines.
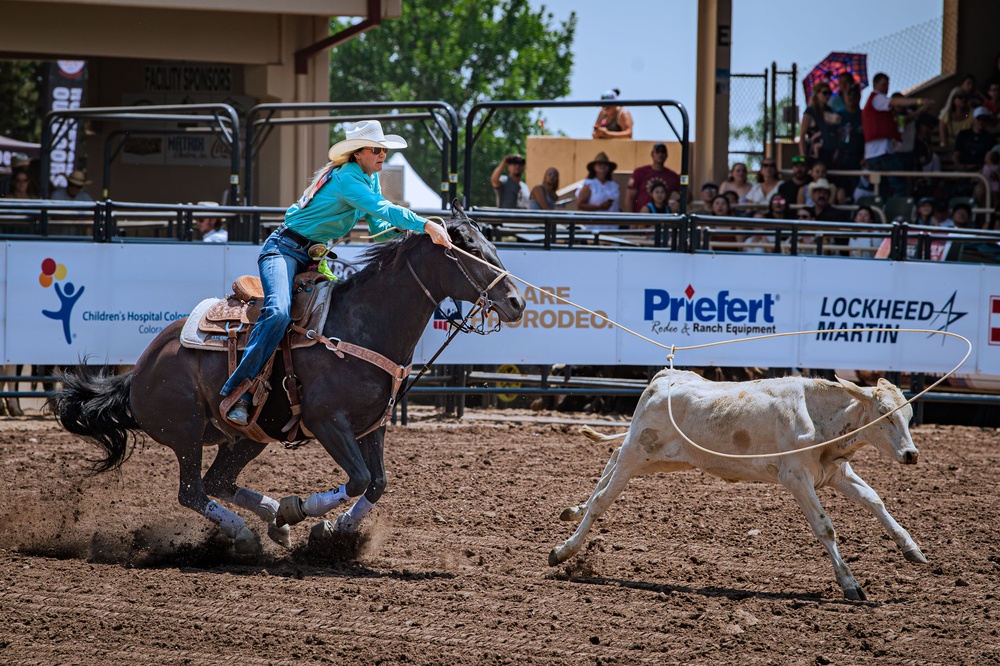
848, 205, 881, 257
953, 73, 987, 109
625, 142, 680, 212
938, 88, 972, 150
195, 201, 228, 242
913, 113, 942, 174
932, 199, 955, 227
667, 190, 681, 214
796, 207, 815, 221
719, 162, 752, 202
983, 81, 1000, 116
640, 181, 670, 214
953, 107, 997, 173
913, 197, 935, 225
697, 181, 718, 211
490, 154, 529, 208
709, 194, 732, 217
721, 189, 742, 215
805, 179, 845, 222
797, 161, 835, 206
950, 202, 972, 228
982, 150, 1000, 203
799, 83, 841, 166
745, 158, 783, 205
576, 152, 620, 229
528, 167, 560, 210
1, 166, 37, 200
764, 195, 792, 219
0, 153, 32, 198
592, 89, 633, 139
51, 170, 94, 202
777, 155, 810, 204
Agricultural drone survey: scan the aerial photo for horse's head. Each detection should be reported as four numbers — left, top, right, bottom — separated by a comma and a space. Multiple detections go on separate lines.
439, 200, 525, 323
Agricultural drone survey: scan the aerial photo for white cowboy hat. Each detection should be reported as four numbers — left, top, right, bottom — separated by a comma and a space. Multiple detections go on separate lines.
328, 120, 408, 166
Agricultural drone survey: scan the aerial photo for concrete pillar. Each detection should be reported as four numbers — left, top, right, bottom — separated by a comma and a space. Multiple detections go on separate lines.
694, 0, 732, 189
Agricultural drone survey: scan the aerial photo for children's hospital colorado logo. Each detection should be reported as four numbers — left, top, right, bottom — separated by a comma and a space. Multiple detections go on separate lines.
39, 257, 85, 344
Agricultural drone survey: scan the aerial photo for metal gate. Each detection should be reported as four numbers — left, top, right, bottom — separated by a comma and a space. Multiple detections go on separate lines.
728, 63, 798, 171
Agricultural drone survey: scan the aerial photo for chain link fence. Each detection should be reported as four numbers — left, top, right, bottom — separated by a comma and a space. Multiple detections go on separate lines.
728, 72, 767, 171
848, 15, 947, 93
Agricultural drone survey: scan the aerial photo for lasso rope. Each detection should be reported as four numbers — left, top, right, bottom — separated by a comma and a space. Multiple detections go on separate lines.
367, 217, 971, 458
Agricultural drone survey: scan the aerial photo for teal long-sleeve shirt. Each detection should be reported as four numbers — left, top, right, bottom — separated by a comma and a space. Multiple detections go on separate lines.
284, 161, 428, 242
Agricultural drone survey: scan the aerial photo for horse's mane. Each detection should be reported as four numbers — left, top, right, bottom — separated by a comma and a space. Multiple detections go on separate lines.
327, 224, 441, 299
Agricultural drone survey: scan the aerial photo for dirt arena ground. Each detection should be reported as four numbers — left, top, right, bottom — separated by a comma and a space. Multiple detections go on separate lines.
1, 405, 999, 665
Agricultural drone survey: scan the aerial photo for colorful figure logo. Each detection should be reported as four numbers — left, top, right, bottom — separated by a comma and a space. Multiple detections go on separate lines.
40, 257, 85, 344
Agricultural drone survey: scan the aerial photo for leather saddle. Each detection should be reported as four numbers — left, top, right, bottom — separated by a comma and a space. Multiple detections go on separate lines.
196, 271, 334, 352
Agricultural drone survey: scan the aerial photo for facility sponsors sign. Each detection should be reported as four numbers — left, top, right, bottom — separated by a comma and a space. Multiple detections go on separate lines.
45, 61, 86, 189
1, 243, 994, 379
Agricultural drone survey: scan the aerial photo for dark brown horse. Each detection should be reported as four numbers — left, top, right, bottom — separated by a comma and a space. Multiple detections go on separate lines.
54, 203, 525, 554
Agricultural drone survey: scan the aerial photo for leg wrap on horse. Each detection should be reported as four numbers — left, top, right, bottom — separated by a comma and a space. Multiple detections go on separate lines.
335, 495, 376, 533
234, 487, 280, 523
204, 500, 248, 540
302, 485, 351, 517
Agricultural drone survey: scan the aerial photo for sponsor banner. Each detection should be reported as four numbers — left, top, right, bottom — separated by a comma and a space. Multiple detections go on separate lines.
618, 253, 798, 366
798, 259, 979, 374
45, 61, 86, 189
1, 243, 995, 377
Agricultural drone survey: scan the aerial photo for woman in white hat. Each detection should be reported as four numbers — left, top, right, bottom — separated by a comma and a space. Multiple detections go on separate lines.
221, 120, 453, 425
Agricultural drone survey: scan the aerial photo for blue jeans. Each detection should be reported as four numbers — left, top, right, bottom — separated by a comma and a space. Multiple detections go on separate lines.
220, 227, 310, 397
866, 153, 908, 199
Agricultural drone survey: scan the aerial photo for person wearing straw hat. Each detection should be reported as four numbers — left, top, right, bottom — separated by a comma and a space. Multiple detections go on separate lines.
51, 169, 94, 202
220, 119, 452, 426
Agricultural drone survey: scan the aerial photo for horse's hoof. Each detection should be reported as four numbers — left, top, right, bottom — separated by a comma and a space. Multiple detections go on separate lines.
275, 495, 306, 528
268, 520, 292, 549
233, 526, 261, 556
903, 547, 928, 564
308, 520, 335, 547
333, 512, 359, 534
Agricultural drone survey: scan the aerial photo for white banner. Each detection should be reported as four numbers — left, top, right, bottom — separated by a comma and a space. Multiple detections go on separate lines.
2, 242, 992, 381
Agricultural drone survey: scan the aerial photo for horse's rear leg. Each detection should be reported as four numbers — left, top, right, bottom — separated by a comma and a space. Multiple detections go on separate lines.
202, 440, 290, 548
172, 443, 260, 555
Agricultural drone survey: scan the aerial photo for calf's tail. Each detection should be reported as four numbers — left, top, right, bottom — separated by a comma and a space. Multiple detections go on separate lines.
52, 367, 140, 474
580, 425, 628, 443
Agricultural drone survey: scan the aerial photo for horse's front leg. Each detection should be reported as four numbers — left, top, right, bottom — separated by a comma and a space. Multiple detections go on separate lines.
332, 428, 387, 533
272, 415, 368, 528
202, 439, 291, 549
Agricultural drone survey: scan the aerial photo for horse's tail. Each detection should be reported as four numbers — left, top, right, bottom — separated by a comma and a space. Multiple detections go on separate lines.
52, 367, 140, 474
580, 424, 628, 443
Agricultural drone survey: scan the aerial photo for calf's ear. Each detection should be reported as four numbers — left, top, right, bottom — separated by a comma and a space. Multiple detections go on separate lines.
835, 375, 867, 400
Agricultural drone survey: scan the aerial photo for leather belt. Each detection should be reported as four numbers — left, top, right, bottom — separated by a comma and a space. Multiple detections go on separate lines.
277, 224, 314, 246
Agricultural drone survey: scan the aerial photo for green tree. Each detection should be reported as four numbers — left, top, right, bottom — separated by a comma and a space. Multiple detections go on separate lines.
328, 0, 575, 206
729, 95, 795, 171
0, 60, 46, 142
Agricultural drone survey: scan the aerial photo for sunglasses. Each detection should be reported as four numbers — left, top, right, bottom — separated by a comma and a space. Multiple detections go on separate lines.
762, 162, 776, 167
368, 147, 387, 155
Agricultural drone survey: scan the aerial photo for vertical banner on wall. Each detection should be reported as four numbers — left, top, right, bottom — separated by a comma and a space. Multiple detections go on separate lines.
45, 60, 87, 189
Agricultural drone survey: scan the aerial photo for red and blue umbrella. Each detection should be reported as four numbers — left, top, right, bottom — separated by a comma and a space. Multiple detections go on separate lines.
803, 52, 868, 101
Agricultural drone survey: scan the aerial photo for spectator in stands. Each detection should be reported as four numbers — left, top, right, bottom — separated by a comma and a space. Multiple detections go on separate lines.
864, 72, 928, 198
576, 151, 620, 215
913, 197, 935, 225
0, 153, 31, 198
828, 72, 857, 115
932, 199, 955, 227
982, 150, 1000, 203
51, 170, 94, 202
953, 107, 998, 172
954, 73, 987, 109
777, 155, 810, 204
763, 194, 792, 219
847, 205, 880, 257
719, 162, 752, 202
490, 154, 529, 209
709, 194, 732, 217
1, 166, 37, 200
625, 143, 680, 212
950, 202, 972, 228
195, 201, 227, 242
797, 161, 836, 206
528, 167, 560, 210
892, 92, 925, 173
745, 158, 783, 205
592, 89, 633, 139
833, 85, 864, 197
698, 182, 718, 210
914, 113, 942, 173
640, 180, 670, 214
796, 207, 815, 221
667, 190, 681, 214
938, 88, 972, 150
983, 82, 1000, 116
805, 179, 844, 222
799, 83, 841, 166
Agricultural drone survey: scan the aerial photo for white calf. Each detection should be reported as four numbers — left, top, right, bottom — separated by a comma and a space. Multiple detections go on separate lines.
549, 369, 926, 601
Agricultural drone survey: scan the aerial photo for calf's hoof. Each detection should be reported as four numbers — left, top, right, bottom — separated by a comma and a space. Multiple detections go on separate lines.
268, 520, 292, 549
559, 506, 583, 522
233, 526, 261, 556
903, 547, 928, 564
843, 584, 868, 601
548, 547, 566, 567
